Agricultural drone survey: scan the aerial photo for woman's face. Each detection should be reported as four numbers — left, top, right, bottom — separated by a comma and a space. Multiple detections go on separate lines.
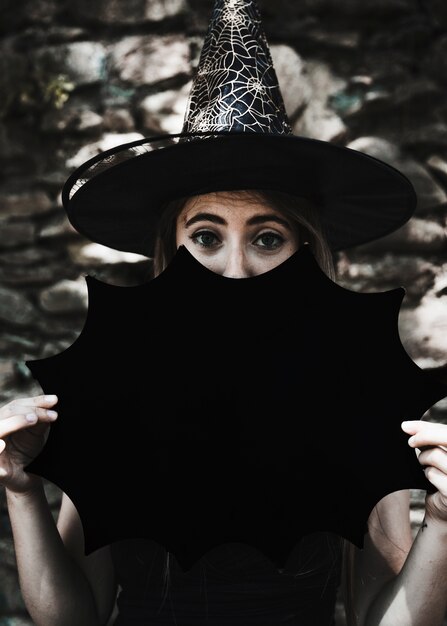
175, 192, 300, 278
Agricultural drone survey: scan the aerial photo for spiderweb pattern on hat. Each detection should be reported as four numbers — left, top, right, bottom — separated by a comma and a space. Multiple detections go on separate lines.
183, 0, 292, 134
62, 0, 417, 258
66, 0, 292, 203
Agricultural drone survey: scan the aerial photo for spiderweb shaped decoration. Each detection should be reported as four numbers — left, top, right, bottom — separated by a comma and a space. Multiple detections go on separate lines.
67, 136, 179, 200
65, 131, 244, 201
183, 0, 292, 135
65, 0, 293, 202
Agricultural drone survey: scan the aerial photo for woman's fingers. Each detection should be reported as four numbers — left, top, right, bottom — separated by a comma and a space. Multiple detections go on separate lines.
418, 447, 447, 474
0, 394, 58, 419
0, 396, 58, 439
0, 409, 58, 438
401, 420, 447, 449
421, 465, 447, 497
0, 395, 58, 421
401, 420, 447, 521
402, 419, 447, 495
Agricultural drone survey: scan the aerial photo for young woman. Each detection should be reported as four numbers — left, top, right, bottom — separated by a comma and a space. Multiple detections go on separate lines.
2, 188, 447, 626
5, 0, 447, 621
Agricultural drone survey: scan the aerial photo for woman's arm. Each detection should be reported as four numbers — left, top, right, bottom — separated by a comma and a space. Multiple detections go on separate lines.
56, 491, 118, 625
364, 511, 447, 626
346, 489, 414, 626
2, 395, 117, 626
350, 417, 447, 626
6, 481, 104, 626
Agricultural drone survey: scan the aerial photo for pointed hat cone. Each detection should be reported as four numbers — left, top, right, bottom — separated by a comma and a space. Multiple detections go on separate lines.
183, 0, 291, 135
62, 0, 417, 257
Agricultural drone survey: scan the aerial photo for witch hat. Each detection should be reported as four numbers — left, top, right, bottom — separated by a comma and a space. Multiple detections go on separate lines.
62, 0, 416, 257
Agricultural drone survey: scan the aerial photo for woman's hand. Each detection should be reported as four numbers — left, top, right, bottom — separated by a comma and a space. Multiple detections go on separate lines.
0, 395, 58, 494
401, 419, 447, 524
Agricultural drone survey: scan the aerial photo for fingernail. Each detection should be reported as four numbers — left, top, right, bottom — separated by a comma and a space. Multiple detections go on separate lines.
45, 395, 57, 402
47, 410, 58, 418
26, 413, 37, 422
408, 436, 416, 446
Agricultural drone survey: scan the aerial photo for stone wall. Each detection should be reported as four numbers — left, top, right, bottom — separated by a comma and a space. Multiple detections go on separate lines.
1, 0, 447, 624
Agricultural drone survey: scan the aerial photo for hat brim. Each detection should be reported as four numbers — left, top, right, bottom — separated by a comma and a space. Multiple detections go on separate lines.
62, 131, 416, 256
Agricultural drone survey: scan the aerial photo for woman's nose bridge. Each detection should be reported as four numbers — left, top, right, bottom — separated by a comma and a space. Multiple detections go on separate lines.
224, 245, 249, 278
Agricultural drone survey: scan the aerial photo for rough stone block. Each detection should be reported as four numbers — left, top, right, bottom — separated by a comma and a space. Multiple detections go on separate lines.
0, 220, 35, 249
33, 42, 107, 88
139, 82, 191, 133
38, 278, 88, 314
110, 35, 190, 86
347, 137, 447, 211
0, 190, 53, 219
68, 241, 146, 267
70, 0, 186, 24
0, 287, 36, 327
358, 218, 446, 254
42, 106, 103, 135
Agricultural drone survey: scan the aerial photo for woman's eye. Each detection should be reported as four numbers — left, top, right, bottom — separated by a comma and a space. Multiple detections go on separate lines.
191, 231, 220, 248
254, 232, 285, 250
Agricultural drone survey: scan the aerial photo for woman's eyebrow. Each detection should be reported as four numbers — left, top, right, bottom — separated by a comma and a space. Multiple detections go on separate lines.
184, 212, 227, 227
246, 214, 291, 229
184, 212, 291, 229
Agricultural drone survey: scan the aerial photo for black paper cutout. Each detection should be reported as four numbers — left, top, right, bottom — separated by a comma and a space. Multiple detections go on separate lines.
24, 244, 447, 573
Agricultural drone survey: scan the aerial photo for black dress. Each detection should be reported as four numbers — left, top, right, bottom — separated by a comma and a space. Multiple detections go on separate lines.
110, 532, 343, 625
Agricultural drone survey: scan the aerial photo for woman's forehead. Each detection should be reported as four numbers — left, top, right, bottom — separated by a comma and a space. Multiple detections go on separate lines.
180, 190, 277, 216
